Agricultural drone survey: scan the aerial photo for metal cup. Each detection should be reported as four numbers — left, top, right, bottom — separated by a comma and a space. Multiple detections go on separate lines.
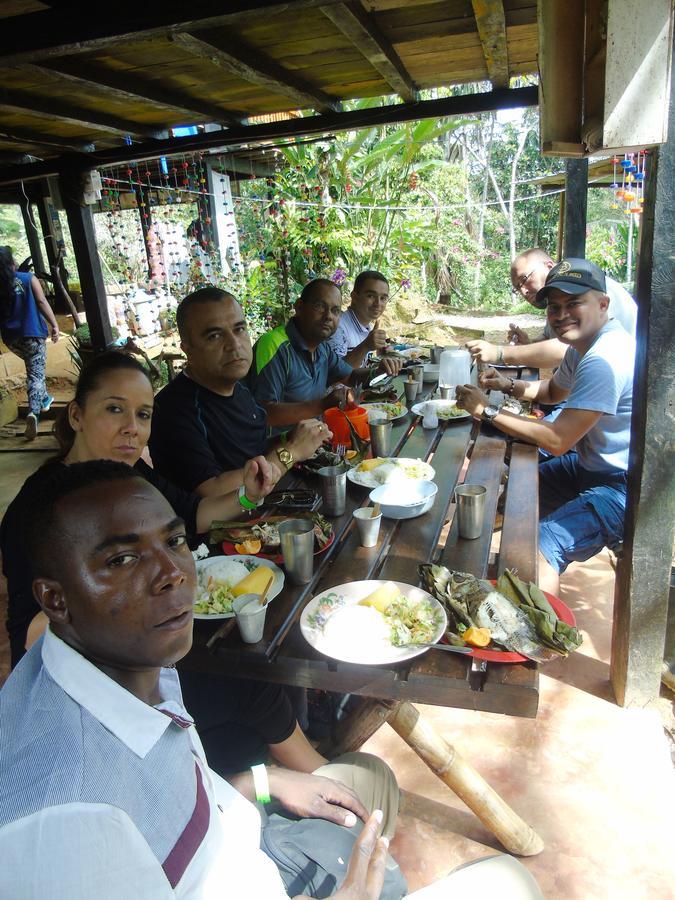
353, 508, 382, 548
410, 364, 424, 386
431, 346, 450, 364
454, 484, 487, 540
318, 464, 348, 516
403, 379, 419, 406
369, 421, 392, 457
439, 385, 453, 400
278, 518, 315, 584
232, 592, 268, 643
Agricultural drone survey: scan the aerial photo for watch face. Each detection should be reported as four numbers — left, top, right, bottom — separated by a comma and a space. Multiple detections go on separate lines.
278, 448, 293, 468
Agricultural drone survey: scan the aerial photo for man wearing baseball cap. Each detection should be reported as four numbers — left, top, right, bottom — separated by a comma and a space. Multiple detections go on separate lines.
455, 258, 635, 595
465, 248, 636, 369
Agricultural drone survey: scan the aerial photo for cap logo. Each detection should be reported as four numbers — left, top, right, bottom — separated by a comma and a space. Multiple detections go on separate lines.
555, 261, 572, 275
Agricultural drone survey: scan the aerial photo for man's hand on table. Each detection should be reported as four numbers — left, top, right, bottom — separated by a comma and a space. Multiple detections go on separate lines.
465, 339, 499, 364
455, 383, 490, 419
478, 367, 512, 393
267, 769, 368, 827
287, 419, 332, 462
242, 455, 279, 503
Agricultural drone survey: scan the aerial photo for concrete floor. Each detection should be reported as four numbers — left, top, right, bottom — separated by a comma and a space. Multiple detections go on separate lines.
1, 449, 673, 898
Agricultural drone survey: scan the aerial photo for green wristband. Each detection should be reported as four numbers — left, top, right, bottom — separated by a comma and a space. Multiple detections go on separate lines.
238, 485, 262, 510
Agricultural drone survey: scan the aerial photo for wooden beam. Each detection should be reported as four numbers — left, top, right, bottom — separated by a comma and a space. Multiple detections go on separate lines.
0, 125, 93, 153
611, 55, 675, 705
538, 0, 585, 157
0, 1, 347, 65
20, 62, 244, 128
320, 2, 418, 103
170, 32, 339, 113
0, 86, 539, 185
471, 0, 510, 89
0, 89, 160, 139
60, 169, 114, 351
562, 158, 588, 257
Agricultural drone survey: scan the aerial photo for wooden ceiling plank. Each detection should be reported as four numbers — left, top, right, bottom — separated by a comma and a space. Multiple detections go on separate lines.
20, 61, 245, 127
0, 1, 348, 65
0, 124, 92, 152
0, 89, 160, 138
170, 32, 340, 113
470, 0, 510, 88
320, 2, 418, 101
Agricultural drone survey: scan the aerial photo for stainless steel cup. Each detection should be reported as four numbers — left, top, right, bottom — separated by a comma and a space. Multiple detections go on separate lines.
439, 385, 453, 400
403, 379, 419, 406
411, 364, 424, 386
278, 518, 315, 584
232, 592, 268, 643
369, 421, 392, 457
454, 484, 487, 540
431, 346, 450, 364
317, 464, 348, 516
353, 508, 382, 548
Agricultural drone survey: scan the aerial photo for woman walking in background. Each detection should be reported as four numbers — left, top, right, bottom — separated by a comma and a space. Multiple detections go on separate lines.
0, 246, 60, 440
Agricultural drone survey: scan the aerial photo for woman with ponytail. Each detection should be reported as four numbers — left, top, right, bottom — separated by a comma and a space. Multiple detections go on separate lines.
0, 246, 60, 440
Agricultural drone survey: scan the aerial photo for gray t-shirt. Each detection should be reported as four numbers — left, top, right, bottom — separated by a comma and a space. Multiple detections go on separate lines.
552, 319, 635, 472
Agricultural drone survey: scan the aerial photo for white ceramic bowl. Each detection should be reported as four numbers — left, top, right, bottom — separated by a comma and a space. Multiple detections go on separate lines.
368, 480, 438, 519
423, 363, 440, 382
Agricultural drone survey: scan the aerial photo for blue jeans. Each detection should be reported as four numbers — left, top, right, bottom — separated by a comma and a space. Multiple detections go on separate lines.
539, 452, 627, 574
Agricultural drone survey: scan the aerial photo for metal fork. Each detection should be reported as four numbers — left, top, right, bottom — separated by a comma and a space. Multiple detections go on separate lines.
335, 443, 347, 460
398, 642, 473, 654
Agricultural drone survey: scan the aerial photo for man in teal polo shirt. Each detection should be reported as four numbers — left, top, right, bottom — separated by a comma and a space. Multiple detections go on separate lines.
249, 279, 401, 429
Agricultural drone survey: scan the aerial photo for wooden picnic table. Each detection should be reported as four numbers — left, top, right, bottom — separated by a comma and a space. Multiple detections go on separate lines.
183, 369, 544, 855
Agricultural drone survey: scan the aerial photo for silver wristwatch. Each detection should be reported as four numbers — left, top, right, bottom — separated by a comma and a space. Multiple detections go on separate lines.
482, 404, 501, 422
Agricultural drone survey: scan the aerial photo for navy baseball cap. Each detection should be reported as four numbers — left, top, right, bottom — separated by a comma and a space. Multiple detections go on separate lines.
533, 258, 607, 309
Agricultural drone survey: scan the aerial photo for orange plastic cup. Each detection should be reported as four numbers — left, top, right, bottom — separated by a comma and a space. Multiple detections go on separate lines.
324, 406, 370, 448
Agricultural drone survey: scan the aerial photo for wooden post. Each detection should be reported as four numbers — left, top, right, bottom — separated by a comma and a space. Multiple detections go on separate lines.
60, 167, 113, 351
18, 192, 46, 275
388, 702, 544, 856
562, 159, 588, 257
610, 38, 675, 706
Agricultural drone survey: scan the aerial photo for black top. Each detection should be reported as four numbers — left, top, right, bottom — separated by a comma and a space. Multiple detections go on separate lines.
149, 373, 268, 492
1, 457, 200, 669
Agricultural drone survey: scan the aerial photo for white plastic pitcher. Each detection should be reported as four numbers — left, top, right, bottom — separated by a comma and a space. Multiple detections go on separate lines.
439, 348, 471, 390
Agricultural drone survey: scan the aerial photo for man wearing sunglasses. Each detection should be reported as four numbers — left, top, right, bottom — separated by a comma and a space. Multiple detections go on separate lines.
466, 248, 636, 369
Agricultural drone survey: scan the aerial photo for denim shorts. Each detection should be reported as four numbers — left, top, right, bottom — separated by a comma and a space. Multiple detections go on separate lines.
539, 452, 627, 574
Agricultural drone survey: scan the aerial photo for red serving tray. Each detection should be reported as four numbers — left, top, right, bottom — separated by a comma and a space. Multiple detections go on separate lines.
443, 585, 576, 663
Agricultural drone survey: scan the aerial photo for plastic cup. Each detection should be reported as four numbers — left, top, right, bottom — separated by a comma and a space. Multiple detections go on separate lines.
233, 593, 268, 643
404, 380, 419, 406
318, 464, 348, 516
279, 518, 315, 584
353, 508, 382, 548
454, 484, 487, 540
369, 421, 392, 457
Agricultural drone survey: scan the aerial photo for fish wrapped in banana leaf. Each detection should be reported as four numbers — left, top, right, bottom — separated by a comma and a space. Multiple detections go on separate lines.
210, 513, 333, 550
418, 564, 582, 662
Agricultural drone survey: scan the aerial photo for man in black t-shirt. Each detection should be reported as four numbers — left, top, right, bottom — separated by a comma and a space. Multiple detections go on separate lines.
149, 289, 328, 496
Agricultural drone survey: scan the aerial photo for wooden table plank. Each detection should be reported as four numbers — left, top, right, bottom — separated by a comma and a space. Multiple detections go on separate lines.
438, 433, 506, 578
498, 442, 539, 582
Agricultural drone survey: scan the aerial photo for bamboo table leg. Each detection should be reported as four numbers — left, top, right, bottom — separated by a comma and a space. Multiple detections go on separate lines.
388, 701, 544, 857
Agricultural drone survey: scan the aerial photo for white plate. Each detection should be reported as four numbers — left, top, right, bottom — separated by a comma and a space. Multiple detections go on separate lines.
411, 399, 472, 421
194, 555, 284, 619
361, 401, 408, 421
347, 457, 435, 489
400, 347, 428, 360
301, 580, 447, 665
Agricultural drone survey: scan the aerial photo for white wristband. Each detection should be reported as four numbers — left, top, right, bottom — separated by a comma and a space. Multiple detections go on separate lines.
251, 764, 270, 804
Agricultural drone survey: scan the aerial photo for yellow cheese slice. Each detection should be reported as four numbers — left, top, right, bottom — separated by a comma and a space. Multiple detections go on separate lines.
358, 581, 401, 613
358, 457, 386, 472
232, 566, 275, 598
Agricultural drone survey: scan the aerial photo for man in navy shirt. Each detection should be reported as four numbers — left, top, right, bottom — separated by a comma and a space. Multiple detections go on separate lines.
149, 288, 329, 496
249, 279, 401, 429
